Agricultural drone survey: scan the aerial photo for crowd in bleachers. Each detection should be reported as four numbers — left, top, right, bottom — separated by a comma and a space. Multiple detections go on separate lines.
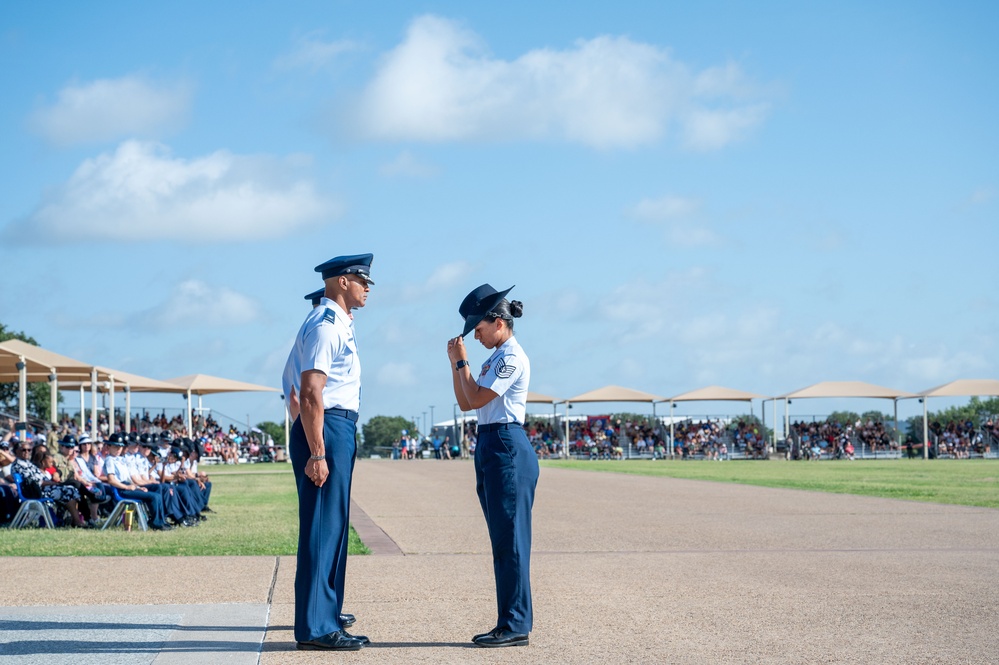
1, 416, 213, 529
929, 420, 987, 458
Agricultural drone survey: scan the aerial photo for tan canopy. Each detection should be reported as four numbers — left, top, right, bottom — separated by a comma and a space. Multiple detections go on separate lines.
668, 385, 766, 402
60, 367, 186, 393
917, 379, 999, 397
779, 381, 916, 400
164, 374, 278, 395
0, 338, 96, 381
527, 391, 562, 404
566, 385, 666, 403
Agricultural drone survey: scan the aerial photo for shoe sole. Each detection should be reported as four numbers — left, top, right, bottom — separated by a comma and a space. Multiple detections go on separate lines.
474, 639, 529, 648
296, 643, 362, 651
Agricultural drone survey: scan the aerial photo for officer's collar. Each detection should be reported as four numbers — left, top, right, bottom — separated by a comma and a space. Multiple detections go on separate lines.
319, 297, 352, 324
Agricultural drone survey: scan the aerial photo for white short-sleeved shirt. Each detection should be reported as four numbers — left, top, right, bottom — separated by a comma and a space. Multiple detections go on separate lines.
476, 336, 530, 425
281, 345, 299, 403
104, 455, 132, 484
294, 298, 361, 411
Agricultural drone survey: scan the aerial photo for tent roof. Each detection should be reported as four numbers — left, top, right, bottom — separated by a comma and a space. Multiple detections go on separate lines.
0, 339, 97, 380
779, 381, 916, 399
58, 367, 187, 393
917, 379, 999, 398
566, 385, 666, 403
527, 391, 562, 404
668, 385, 766, 402
164, 373, 278, 395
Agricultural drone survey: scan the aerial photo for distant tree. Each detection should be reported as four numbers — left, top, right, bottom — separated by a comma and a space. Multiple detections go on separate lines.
0, 322, 59, 421
826, 411, 860, 427
860, 410, 890, 423
362, 415, 418, 457
256, 421, 286, 447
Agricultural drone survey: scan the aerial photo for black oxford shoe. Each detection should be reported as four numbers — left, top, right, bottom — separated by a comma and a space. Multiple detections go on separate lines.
340, 612, 356, 628
474, 629, 529, 648
342, 630, 370, 645
472, 628, 498, 642
296, 631, 364, 651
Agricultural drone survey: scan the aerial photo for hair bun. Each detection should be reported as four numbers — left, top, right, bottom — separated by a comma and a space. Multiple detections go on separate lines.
509, 300, 523, 318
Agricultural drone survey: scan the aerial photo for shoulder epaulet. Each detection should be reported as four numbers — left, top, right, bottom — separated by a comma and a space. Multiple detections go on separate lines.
322, 308, 336, 324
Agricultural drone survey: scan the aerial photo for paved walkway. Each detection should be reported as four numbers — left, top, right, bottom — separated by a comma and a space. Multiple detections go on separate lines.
3, 460, 998, 664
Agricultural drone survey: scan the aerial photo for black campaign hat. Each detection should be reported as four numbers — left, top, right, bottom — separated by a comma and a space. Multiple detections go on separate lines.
314, 253, 375, 285
304, 288, 325, 306
59, 434, 78, 448
458, 284, 514, 338
106, 432, 126, 447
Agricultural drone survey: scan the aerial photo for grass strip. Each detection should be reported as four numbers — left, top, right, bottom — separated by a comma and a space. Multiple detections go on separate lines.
541, 459, 999, 508
1, 463, 371, 556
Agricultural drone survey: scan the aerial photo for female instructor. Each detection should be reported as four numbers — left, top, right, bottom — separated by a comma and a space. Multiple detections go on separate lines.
447, 283, 539, 649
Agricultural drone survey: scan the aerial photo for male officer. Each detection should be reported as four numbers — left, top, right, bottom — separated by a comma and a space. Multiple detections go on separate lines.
290, 253, 373, 651
103, 433, 171, 530
282, 288, 325, 422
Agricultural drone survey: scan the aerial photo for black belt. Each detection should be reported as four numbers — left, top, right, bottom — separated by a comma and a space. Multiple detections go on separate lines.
478, 422, 522, 433
325, 408, 359, 422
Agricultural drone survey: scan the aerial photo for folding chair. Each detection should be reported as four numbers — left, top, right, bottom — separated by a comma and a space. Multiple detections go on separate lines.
8, 472, 57, 529
101, 486, 149, 531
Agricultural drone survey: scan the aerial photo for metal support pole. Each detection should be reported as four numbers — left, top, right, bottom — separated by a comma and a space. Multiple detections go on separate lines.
79, 386, 85, 430
669, 401, 675, 457
16, 359, 27, 441
108, 376, 115, 434
923, 398, 929, 460
90, 367, 98, 440
49, 372, 58, 426
186, 389, 193, 437
125, 385, 131, 434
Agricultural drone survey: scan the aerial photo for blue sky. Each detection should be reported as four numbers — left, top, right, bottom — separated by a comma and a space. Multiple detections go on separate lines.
1, 1, 996, 433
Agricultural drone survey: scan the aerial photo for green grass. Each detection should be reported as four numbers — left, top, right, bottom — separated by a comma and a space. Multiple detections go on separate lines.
541, 459, 999, 508
1, 463, 371, 556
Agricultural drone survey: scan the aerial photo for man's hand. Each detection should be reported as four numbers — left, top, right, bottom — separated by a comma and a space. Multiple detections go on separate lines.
305, 458, 328, 487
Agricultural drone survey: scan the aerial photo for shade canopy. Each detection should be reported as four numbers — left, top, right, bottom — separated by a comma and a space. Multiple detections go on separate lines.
667, 385, 766, 402
59, 367, 187, 393
0, 339, 97, 381
527, 391, 562, 404
917, 379, 999, 398
779, 381, 915, 400
566, 385, 666, 403
164, 374, 279, 395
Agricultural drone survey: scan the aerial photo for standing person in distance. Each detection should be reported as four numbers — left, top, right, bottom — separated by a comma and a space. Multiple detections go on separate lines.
290, 253, 373, 652
447, 284, 539, 648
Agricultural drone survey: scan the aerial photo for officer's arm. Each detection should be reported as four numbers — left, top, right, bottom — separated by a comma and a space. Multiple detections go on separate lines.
454, 366, 499, 410
300, 370, 327, 457
288, 387, 301, 422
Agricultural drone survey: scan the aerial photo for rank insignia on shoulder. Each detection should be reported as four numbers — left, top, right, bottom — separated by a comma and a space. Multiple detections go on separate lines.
322, 308, 336, 324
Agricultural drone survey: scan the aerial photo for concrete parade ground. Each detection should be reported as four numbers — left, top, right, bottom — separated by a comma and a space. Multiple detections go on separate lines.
2, 460, 998, 664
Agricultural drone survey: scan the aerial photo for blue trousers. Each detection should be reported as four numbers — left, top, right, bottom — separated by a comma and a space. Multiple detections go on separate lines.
290, 412, 356, 642
475, 424, 539, 634
118, 488, 166, 528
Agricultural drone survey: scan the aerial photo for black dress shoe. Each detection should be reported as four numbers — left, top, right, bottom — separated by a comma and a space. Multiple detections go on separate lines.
340, 612, 356, 628
472, 628, 498, 642
342, 630, 369, 645
296, 631, 364, 651
474, 629, 529, 648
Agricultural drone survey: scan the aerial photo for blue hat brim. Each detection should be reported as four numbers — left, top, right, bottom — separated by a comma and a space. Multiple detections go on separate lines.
459, 285, 513, 337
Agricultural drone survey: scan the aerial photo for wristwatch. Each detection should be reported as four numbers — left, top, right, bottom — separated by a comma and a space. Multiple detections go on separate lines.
309, 454, 326, 461
455, 359, 469, 371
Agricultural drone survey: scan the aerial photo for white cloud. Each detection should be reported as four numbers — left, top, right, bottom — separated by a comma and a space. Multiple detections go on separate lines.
29, 75, 193, 146
4, 140, 338, 244
347, 15, 770, 149
380, 150, 438, 178
377, 361, 418, 387
138, 280, 262, 329
627, 195, 720, 247
400, 261, 475, 299
968, 186, 995, 205
273, 33, 362, 71
630, 195, 700, 221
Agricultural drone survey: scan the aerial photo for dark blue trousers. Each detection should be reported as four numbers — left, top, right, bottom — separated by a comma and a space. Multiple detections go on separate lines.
118, 488, 166, 528
475, 424, 539, 634
291, 412, 356, 642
